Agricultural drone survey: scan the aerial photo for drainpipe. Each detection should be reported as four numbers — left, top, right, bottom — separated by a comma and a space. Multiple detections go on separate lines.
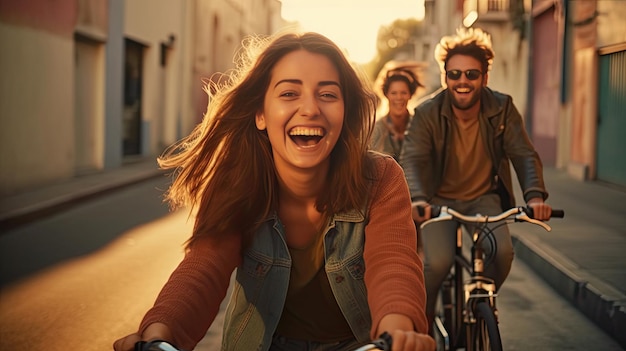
560, 0, 570, 105
525, 4, 534, 137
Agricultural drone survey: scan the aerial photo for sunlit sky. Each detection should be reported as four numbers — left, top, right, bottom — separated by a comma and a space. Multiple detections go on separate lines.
279, 0, 425, 63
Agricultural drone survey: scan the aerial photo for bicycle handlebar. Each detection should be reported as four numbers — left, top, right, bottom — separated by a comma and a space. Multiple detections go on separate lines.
134, 339, 182, 351
354, 332, 392, 351
135, 332, 392, 351
416, 205, 564, 232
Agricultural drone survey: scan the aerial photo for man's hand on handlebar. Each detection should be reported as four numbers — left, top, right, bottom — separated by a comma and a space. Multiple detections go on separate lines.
527, 198, 552, 221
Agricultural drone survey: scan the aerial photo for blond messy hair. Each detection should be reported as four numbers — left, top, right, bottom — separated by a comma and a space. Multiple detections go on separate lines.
434, 27, 495, 75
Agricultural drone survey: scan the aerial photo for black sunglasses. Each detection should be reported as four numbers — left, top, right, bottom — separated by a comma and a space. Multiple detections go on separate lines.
446, 69, 482, 81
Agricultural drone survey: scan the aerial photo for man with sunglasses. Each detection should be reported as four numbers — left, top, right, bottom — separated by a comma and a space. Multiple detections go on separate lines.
399, 27, 553, 332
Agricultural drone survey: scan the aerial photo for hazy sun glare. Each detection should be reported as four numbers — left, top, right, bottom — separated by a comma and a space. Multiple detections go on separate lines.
279, 0, 425, 63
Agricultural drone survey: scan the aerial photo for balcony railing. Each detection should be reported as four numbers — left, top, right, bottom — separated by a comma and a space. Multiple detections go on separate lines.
486, 0, 509, 12
464, 0, 511, 25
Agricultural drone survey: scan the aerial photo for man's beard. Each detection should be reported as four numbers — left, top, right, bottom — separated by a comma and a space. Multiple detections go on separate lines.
449, 85, 481, 110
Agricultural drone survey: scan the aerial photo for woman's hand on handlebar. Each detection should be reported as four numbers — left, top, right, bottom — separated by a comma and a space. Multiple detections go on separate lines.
113, 332, 141, 351
114, 323, 175, 351
386, 330, 435, 351
377, 313, 435, 350
411, 201, 431, 224
527, 198, 552, 221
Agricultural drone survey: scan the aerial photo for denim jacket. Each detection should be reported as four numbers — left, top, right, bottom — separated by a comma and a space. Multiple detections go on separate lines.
221, 209, 371, 351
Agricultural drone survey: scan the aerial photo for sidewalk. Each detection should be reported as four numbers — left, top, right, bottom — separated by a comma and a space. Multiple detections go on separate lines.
510, 168, 626, 348
0, 162, 624, 348
0, 159, 165, 232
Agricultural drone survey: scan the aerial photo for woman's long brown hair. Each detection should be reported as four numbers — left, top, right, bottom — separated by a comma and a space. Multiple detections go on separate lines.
158, 32, 377, 249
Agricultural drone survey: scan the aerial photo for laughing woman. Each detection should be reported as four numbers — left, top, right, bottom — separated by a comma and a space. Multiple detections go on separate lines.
114, 32, 434, 351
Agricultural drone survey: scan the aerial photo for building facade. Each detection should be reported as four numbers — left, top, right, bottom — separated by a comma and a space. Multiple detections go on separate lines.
532, 0, 626, 187
0, 0, 283, 196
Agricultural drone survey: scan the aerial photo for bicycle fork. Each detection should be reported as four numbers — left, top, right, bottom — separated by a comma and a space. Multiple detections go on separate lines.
463, 229, 499, 351
435, 226, 500, 351
433, 226, 472, 350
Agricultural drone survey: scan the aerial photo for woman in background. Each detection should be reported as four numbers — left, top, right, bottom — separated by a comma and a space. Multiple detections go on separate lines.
370, 69, 422, 161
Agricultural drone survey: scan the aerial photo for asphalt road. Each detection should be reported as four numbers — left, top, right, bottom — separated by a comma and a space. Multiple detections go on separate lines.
0, 178, 622, 350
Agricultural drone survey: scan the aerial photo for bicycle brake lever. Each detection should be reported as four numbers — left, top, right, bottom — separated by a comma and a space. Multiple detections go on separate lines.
419, 212, 453, 229
516, 212, 552, 232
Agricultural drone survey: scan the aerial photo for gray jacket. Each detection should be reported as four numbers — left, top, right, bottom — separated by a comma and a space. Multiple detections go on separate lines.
399, 87, 548, 209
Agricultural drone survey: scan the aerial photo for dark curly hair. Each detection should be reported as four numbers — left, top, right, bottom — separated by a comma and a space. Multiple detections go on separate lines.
435, 27, 495, 74
381, 68, 422, 97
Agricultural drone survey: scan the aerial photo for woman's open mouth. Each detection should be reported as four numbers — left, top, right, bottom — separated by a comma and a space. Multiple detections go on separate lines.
289, 126, 325, 148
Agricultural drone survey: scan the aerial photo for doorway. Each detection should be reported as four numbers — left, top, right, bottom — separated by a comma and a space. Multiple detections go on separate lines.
123, 39, 144, 156
596, 48, 626, 187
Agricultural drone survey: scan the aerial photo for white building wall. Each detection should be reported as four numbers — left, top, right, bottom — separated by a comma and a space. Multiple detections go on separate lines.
478, 22, 529, 117
0, 0, 282, 196
187, 0, 283, 132
0, 23, 75, 194
124, 0, 187, 155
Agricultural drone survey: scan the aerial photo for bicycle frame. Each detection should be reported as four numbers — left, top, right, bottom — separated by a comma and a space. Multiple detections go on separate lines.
434, 223, 498, 351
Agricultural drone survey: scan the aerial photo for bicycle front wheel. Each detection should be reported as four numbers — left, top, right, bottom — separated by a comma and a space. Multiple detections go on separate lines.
468, 301, 502, 351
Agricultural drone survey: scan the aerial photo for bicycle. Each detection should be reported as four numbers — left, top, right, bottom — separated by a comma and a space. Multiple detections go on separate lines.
418, 205, 564, 351
134, 332, 393, 351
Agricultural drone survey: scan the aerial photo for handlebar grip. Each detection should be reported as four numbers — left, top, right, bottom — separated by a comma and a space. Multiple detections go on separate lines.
551, 209, 565, 218
371, 332, 392, 351
431, 205, 441, 217
135, 340, 185, 351
525, 207, 565, 219
416, 204, 441, 218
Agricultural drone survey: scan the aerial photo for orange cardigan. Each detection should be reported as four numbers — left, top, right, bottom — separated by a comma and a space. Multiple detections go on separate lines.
139, 154, 427, 350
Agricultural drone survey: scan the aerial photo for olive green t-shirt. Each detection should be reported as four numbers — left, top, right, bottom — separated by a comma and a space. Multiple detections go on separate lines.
437, 115, 493, 200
